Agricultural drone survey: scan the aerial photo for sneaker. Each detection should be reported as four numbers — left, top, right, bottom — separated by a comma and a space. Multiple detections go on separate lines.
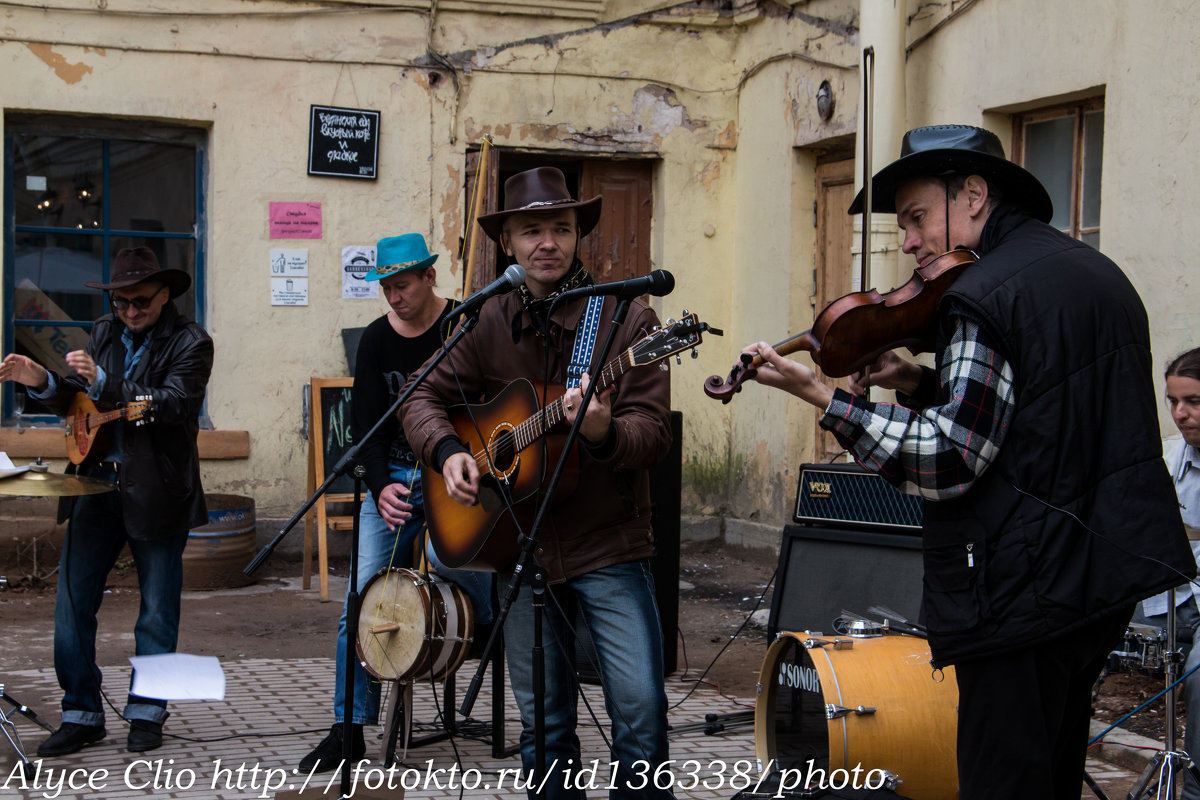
298, 723, 365, 773
127, 718, 165, 752
36, 723, 107, 756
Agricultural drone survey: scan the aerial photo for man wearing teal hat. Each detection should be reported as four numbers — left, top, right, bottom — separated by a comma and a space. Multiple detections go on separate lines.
299, 232, 492, 771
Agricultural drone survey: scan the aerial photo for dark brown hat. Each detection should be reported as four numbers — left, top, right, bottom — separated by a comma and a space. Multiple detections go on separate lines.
848, 124, 1053, 223
85, 247, 191, 298
477, 167, 602, 244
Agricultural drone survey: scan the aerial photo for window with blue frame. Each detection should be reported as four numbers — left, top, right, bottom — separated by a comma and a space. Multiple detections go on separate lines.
5, 116, 205, 424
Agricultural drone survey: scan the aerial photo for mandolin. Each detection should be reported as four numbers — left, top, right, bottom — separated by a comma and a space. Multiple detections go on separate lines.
423, 313, 709, 572
65, 392, 153, 465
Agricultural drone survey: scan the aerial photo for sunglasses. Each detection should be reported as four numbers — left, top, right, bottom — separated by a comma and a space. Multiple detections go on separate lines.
110, 288, 164, 312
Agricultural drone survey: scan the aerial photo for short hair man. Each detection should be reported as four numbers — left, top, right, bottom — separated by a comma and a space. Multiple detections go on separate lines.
299, 233, 493, 771
400, 167, 675, 799
0, 246, 213, 756
739, 125, 1195, 798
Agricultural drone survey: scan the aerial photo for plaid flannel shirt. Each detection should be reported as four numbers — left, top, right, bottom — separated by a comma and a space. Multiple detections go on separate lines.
819, 313, 1016, 500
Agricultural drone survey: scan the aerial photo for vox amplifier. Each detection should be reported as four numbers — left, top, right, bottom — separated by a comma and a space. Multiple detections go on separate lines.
794, 462, 922, 532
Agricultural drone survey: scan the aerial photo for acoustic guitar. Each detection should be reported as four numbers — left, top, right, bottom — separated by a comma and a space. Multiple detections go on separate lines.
423, 313, 709, 572
65, 392, 153, 465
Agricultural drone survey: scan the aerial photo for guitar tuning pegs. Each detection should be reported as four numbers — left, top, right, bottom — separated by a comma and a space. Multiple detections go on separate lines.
691, 350, 699, 359
675, 353, 682, 365
658, 362, 669, 372
665, 318, 676, 326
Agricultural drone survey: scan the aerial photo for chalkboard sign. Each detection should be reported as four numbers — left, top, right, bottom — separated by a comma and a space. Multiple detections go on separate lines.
308, 105, 379, 180
305, 377, 356, 599
310, 377, 356, 495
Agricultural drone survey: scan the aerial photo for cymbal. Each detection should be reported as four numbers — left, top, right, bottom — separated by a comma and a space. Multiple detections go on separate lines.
0, 468, 116, 497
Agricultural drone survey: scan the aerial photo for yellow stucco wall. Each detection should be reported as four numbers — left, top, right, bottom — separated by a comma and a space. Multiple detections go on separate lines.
3, 0, 1197, 539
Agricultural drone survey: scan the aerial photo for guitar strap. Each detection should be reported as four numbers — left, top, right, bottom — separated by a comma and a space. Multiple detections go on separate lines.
566, 296, 605, 389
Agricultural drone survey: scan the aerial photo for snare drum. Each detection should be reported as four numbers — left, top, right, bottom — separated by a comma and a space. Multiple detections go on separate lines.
356, 567, 474, 683
755, 632, 958, 800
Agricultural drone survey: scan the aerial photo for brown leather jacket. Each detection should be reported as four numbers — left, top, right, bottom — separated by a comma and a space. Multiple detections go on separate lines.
400, 291, 672, 582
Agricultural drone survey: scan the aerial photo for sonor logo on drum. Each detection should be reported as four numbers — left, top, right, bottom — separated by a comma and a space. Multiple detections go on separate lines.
777, 662, 821, 693
807, 480, 833, 498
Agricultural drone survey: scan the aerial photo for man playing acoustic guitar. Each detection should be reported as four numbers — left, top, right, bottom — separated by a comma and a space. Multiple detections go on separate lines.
400, 167, 675, 799
0, 246, 213, 756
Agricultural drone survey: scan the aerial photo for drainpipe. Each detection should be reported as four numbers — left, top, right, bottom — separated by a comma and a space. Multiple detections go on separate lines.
857, 0, 907, 293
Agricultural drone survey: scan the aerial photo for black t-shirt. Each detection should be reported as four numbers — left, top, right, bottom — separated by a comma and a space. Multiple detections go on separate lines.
352, 298, 456, 499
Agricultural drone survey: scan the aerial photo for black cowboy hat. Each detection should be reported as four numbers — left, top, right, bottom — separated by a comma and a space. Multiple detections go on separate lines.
848, 124, 1053, 223
84, 247, 192, 298
477, 167, 602, 244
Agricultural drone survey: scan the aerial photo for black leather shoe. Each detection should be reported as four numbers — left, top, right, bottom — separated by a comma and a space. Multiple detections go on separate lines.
298, 723, 365, 773
37, 723, 107, 756
126, 719, 164, 752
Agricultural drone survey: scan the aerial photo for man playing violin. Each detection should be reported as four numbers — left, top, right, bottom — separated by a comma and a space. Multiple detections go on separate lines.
400, 167, 674, 799
741, 125, 1194, 799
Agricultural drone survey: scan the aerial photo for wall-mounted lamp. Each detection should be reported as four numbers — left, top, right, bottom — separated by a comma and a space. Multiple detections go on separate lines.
816, 80, 834, 122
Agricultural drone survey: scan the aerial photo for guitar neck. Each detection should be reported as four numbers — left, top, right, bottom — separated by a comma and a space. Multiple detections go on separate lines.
504, 349, 635, 456
89, 408, 130, 427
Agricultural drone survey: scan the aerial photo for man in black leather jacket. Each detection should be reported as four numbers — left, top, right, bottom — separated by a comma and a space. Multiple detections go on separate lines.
0, 246, 213, 756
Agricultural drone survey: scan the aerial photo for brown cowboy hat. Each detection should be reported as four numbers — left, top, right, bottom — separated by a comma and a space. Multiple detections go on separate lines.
848, 124, 1053, 223
477, 167, 602, 244
84, 247, 191, 298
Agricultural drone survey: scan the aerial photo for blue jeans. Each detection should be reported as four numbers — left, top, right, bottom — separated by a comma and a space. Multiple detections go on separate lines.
502, 560, 672, 800
332, 464, 494, 725
55, 470, 187, 726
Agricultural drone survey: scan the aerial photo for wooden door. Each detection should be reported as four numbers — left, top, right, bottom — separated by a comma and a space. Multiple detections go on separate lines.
463, 146, 499, 294
814, 158, 855, 461
579, 160, 653, 283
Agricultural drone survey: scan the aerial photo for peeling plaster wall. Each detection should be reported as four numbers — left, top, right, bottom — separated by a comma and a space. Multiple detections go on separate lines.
1, 0, 864, 533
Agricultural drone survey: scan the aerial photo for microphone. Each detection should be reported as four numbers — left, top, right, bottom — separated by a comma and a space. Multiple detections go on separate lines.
555, 269, 675, 302
446, 264, 526, 321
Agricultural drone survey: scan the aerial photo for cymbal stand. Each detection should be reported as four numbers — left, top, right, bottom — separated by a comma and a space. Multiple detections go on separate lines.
1125, 587, 1200, 800
2, 684, 55, 779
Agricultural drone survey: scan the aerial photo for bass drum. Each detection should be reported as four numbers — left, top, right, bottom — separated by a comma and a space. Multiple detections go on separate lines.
356, 567, 474, 683
755, 632, 958, 800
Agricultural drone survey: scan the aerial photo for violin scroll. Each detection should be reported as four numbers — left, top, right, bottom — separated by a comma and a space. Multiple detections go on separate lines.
703, 351, 761, 404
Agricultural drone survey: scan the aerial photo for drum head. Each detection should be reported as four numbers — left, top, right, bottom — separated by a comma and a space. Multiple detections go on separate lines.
356, 568, 430, 681
756, 634, 832, 773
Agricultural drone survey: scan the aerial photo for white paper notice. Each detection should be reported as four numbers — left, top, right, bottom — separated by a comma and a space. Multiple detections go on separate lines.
129, 653, 226, 701
342, 245, 377, 299
270, 277, 309, 306
0, 452, 29, 480
270, 248, 309, 277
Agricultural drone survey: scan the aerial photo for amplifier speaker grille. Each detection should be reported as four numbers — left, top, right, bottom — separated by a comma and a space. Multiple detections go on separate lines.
794, 463, 922, 531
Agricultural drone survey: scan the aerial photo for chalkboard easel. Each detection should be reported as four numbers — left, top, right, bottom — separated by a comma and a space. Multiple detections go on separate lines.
304, 377, 355, 601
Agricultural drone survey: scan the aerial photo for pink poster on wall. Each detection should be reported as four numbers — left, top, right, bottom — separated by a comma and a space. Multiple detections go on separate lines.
269, 202, 323, 239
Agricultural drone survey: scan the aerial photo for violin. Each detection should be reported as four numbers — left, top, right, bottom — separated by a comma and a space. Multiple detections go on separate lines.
703, 248, 976, 403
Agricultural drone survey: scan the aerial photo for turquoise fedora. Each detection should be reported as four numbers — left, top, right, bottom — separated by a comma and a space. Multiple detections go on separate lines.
365, 233, 439, 281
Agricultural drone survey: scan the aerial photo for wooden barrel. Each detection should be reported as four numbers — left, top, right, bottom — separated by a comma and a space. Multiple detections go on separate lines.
182, 494, 256, 590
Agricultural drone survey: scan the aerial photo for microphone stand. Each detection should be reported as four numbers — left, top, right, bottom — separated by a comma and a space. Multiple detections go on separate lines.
244, 311, 482, 798
459, 296, 635, 798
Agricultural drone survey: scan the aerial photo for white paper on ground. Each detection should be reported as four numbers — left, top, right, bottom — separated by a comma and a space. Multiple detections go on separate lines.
129, 653, 226, 700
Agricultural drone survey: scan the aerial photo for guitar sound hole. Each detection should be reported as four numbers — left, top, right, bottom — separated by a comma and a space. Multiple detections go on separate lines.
488, 429, 517, 473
